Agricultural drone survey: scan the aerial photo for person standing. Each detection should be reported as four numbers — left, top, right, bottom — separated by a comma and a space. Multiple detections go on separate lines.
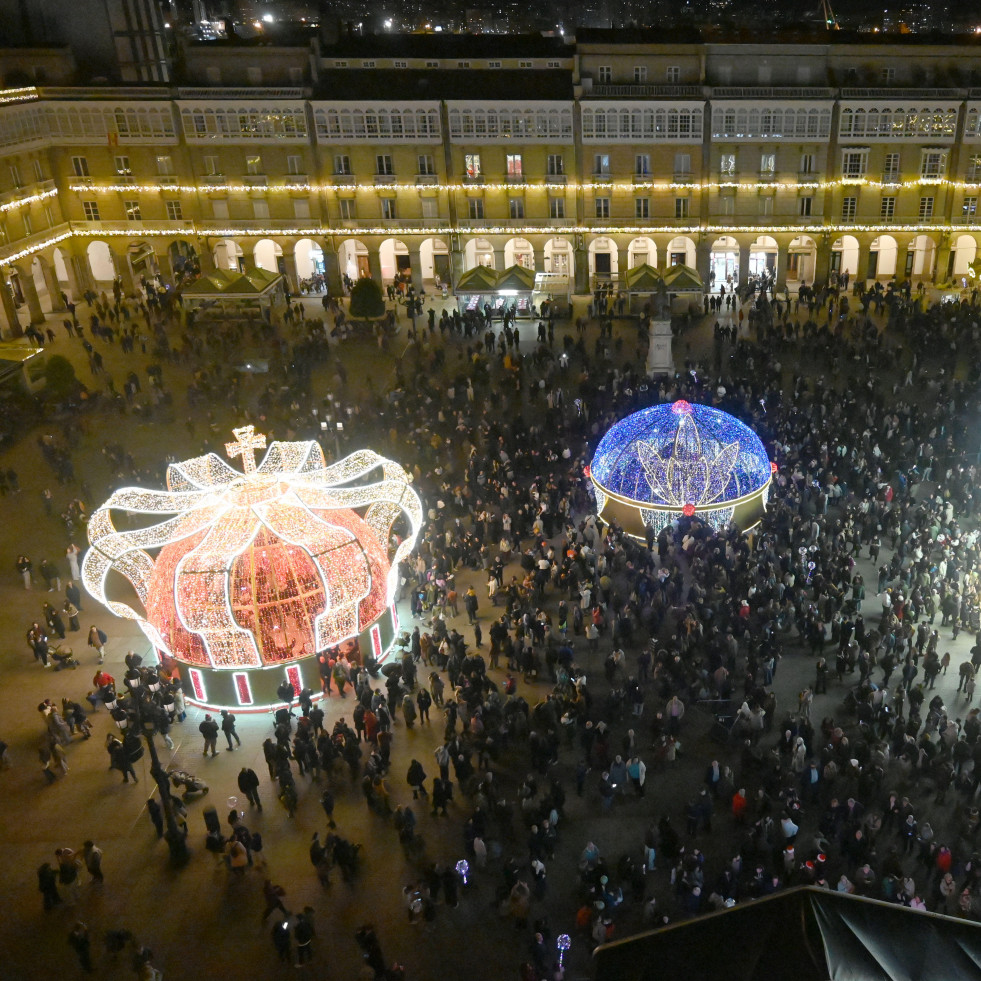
37, 862, 61, 909
65, 543, 82, 581
16, 554, 32, 589
238, 766, 262, 809
87, 625, 107, 664
40, 558, 61, 592
63, 599, 80, 633
220, 709, 241, 751
293, 907, 316, 967
65, 580, 83, 613
199, 714, 220, 756
146, 797, 164, 838
271, 919, 292, 963
81, 841, 103, 884
67, 921, 94, 973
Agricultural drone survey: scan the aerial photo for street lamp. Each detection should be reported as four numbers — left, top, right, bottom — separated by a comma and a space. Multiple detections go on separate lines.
110, 668, 189, 866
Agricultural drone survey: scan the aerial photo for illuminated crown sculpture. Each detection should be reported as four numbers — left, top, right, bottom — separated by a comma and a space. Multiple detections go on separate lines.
82, 426, 423, 710
588, 401, 772, 539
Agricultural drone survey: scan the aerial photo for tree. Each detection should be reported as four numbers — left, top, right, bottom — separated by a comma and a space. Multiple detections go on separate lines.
348, 277, 385, 320
43, 354, 77, 401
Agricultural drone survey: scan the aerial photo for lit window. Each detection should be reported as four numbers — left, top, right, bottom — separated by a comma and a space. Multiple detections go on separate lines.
166, 201, 183, 221
82, 200, 100, 221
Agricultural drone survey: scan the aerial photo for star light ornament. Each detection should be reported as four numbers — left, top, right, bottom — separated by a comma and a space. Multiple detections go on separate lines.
82, 427, 422, 672
635, 400, 739, 511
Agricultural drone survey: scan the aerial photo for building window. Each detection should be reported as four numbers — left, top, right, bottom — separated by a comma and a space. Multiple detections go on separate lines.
426, 61, 438, 68
963, 196, 978, 219
506, 154, 523, 178
598, 66, 612, 82
287, 155, 303, 175
465, 153, 482, 178
720, 153, 735, 177
880, 67, 895, 83
245, 155, 262, 175
719, 193, 735, 216
841, 150, 867, 177
488, 61, 502, 69
394, 61, 407, 69
361, 61, 376, 69
204, 155, 220, 176
920, 150, 946, 179
418, 154, 435, 175
124, 200, 141, 221
156, 155, 173, 176
883, 152, 900, 181
547, 61, 561, 68
33, 159, 44, 182
519, 61, 533, 68
381, 199, 397, 220
338, 199, 356, 219
547, 154, 564, 177
468, 199, 484, 219
840, 196, 857, 221
919, 196, 934, 220
549, 197, 565, 219
758, 195, 773, 216
798, 196, 812, 216
509, 198, 525, 219
635, 197, 650, 218
212, 199, 229, 219
23, 213, 32, 235
294, 200, 310, 219
880, 195, 896, 219
71, 156, 89, 178
675, 197, 690, 219
633, 66, 647, 82
421, 198, 438, 218
666, 65, 681, 82
166, 201, 183, 221
376, 154, 394, 175
674, 152, 691, 176
251, 200, 268, 219
594, 154, 611, 175
111, 156, 130, 176
760, 152, 776, 175
82, 200, 100, 221
458, 61, 470, 69
334, 155, 351, 176
799, 153, 814, 175
247, 66, 263, 84
635, 154, 651, 176
595, 196, 610, 218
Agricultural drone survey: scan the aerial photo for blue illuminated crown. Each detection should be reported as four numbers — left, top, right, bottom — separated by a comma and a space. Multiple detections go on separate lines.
591, 401, 771, 508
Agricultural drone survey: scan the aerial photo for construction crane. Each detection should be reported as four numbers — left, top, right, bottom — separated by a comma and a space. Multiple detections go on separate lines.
820, 0, 841, 29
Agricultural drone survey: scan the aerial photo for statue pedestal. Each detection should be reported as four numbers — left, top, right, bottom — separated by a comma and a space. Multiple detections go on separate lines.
646, 319, 674, 377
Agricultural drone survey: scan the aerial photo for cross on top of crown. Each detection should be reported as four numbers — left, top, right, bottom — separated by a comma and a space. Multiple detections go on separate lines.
225, 425, 267, 475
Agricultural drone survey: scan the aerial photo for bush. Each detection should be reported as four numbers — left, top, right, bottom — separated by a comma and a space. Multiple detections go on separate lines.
44, 354, 77, 400
349, 277, 385, 320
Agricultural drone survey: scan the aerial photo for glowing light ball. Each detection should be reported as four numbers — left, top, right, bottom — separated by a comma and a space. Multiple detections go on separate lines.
589, 400, 771, 539
82, 426, 423, 710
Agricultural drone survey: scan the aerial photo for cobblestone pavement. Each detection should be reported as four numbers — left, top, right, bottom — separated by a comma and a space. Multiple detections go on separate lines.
0, 285, 972, 981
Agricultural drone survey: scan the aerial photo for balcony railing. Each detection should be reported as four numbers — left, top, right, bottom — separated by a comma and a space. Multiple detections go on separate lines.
70, 219, 195, 235
373, 174, 397, 184
589, 83, 704, 98
416, 174, 439, 184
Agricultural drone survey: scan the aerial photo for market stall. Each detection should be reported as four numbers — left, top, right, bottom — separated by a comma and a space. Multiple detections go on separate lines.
661, 263, 705, 315
181, 266, 287, 326
621, 263, 663, 316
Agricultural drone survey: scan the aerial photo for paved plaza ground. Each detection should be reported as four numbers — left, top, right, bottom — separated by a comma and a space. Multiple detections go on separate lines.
0, 283, 975, 981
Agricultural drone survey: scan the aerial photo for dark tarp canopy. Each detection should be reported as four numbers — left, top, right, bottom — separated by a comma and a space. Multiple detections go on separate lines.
593, 887, 981, 981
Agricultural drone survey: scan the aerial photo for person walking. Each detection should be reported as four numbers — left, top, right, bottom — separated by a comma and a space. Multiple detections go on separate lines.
87, 625, 107, 664
220, 709, 241, 750
199, 714, 220, 756
293, 907, 316, 967
81, 841, 103, 884
67, 921, 94, 972
261, 879, 288, 922
238, 766, 262, 809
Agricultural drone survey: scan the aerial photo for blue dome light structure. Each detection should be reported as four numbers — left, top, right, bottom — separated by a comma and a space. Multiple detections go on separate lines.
589, 400, 772, 538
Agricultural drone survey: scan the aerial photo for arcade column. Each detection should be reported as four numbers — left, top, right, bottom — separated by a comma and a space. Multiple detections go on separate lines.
322, 245, 342, 296
408, 247, 424, 293
0, 275, 22, 338
282, 253, 299, 294
112, 249, 137, 296
14, 264, 45, 324
738, 245, 750, 288
367, 249, 383, 286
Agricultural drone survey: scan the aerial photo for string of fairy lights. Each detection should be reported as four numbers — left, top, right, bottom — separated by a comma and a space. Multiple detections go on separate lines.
66, 177, 981, 194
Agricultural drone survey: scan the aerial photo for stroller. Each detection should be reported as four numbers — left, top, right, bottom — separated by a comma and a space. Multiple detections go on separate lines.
168, 767, 210, 802
51, 644, 79, 671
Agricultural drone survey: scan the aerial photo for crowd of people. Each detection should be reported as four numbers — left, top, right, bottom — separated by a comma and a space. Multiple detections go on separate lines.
12, 262, 981, 980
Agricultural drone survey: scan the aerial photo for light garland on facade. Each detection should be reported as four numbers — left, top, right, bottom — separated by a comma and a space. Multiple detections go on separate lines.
0, 187, 58, 214
82, 430, 422, 671
0, 86, 39, 105
67, 176, 981, 195
0, 229, 72, 267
